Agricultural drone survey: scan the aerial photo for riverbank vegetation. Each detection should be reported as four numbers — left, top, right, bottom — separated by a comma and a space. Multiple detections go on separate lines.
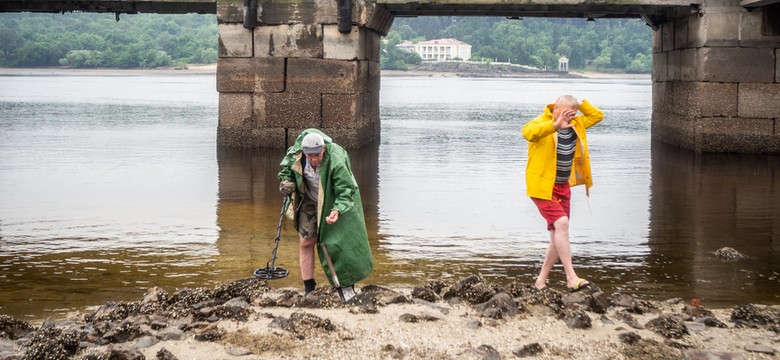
0, 13, 650, 73
0, 13, 216, 69
384, 17, 652, 73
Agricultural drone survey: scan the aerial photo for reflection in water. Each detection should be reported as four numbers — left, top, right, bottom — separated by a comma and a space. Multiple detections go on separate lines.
2, 75, 780, 321
646, 142, 780, 306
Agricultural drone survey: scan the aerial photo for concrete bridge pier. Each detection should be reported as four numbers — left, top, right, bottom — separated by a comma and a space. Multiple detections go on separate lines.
652, 0, 780, 153
215, 0, 394, 148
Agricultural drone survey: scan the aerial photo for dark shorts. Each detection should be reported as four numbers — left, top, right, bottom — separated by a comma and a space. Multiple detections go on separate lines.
531, 183, 571, 231
298, 195, 318, 239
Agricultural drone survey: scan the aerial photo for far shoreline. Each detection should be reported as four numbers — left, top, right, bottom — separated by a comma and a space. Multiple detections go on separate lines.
0, 64, 650, 80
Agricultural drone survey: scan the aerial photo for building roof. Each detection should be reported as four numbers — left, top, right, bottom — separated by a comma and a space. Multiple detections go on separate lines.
416, 38, 471, 47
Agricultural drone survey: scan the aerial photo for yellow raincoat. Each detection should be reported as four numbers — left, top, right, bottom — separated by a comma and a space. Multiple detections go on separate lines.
521, 100, 604, 200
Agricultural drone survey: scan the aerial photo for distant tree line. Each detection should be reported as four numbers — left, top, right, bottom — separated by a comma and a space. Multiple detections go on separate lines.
383, 17, 652, 73
0, 13, 217, 68
0, 13, 649, 72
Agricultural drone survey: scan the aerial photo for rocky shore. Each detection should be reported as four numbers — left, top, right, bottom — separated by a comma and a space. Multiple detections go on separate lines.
1, 274, 778, 360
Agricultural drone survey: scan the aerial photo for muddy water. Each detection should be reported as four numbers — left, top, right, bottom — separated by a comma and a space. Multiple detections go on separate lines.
1, 74, 778, 320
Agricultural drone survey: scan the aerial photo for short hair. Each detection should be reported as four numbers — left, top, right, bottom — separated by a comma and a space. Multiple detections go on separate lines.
556, 95, 579, 108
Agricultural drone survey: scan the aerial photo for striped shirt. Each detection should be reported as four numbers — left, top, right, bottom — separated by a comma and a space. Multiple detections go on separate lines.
555, 128, 577, 184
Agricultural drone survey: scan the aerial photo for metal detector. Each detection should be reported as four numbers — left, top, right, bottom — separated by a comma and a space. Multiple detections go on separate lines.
253, 196, 291, 280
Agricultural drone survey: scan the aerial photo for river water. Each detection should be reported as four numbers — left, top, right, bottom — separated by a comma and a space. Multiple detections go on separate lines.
1, 73, 778, 320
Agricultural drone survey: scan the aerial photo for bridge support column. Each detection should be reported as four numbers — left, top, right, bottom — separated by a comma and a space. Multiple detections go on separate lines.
652, 1, 780, 153
215, 0, 394, 148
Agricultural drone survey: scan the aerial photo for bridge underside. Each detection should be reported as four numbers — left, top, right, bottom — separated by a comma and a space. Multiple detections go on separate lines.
382, 3, 687, 22
0, 0, 215, 14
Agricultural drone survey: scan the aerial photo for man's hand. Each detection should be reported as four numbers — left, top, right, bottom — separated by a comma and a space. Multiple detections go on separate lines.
554, 108, 577, 130
326, 210, 339, 224
279, 180, 295, 196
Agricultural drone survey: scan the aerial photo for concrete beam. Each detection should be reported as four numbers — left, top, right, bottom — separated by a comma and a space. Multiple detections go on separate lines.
740, 0, 780, 7
377, 1, 696, 19
0, 0, 215, 14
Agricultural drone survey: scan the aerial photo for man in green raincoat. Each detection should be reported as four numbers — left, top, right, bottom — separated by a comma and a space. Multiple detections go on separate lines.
278, 129, 373, 301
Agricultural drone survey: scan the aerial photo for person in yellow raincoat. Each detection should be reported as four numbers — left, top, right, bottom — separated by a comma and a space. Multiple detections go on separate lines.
278, 129, 373, 301
521, 95, 603, 292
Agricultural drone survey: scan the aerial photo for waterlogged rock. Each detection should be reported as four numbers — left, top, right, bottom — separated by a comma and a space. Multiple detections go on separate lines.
513, 342, 543, 357
591, 291, 610, 314
411, 285, 439, 302
610, 293, 658, 314
0, 315, 34, 340
618, 331, 641, 345
193, 327, 224, 342
563, 307, 592, 329
473, 292, 520, 319
213, 277, 270, 302
381, 343, 411, 359
442, 276, 497, 304
22, 327, 80, 360
697, 316, 728, 328
646, 314, 688, 339
157, 347, 179, 360
133, 335, 159, 349
102, 321, 143, 343
621, 338, 682, 360
270, 311, 336, 338
615, 310, 644, 330
730, 304, 774, 326
353, 285, 408, 306
254, 288, 300, 307
296, 287, 340, 309
516, 287, 564, 315
466, 344, 501, 360
83, 347, 145, 360
683, 304, 715, 319
714, 247, 746, 261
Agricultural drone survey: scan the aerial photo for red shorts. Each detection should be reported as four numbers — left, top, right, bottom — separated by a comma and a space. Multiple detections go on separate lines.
531, 183, 571, 231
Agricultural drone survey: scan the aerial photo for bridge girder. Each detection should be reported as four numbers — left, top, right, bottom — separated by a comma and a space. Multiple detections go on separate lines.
381, 3, 691, 19
0, 0, 215, 14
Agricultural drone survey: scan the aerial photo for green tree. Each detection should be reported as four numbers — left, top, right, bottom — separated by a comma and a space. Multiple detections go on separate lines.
380, 31, 421, 70
59, 49, 103, 68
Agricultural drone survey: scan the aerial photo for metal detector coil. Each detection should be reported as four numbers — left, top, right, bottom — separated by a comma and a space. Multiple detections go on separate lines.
254, 195, 291, 280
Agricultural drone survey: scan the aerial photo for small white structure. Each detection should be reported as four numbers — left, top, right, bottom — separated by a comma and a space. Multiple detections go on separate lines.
399, 38, 472, 61
396, 40, 416, 53
558, 56, 569, 72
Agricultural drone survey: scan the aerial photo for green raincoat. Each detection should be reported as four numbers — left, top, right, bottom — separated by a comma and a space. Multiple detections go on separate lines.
278, 129, 373, 287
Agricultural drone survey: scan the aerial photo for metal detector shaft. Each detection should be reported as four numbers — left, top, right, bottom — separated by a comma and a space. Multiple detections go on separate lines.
253, 195, 290, 280
267, 195, 290, 269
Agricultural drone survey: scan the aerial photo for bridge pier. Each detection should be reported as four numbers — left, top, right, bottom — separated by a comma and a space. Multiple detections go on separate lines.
652, 1, 780, 153
215, 0, 393, 148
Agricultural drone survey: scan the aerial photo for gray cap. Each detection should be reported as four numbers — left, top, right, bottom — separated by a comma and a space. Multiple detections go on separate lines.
301, 133, 324, 155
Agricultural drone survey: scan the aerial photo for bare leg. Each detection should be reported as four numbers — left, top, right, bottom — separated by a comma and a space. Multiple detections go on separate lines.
299, 236, 317, 280
536, 216, 584, 289
550, 216, 583, 288
535, 230, 559, 289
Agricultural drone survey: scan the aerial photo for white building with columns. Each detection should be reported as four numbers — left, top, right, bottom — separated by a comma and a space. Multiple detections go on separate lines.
399, 38, 472, 61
